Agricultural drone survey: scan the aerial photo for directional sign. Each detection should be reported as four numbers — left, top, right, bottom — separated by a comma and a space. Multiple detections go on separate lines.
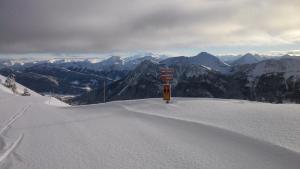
160, 68, 174, 73
160, 68, 174, 81
160, 75, 173, 81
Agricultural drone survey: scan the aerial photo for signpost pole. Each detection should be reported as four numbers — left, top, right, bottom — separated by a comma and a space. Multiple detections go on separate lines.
160, 68, 174, 103
103, 80, 106, 103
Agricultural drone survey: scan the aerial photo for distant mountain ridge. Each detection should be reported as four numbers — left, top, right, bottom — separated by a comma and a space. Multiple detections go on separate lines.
72, 54, 300, 104
73, 59, 230, 104
1, 52, 300, 104
232, 53, 265, 66
161, 52, 231, 73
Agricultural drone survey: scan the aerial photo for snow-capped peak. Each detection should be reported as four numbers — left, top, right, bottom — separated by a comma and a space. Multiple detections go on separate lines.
232, 53, 262, 65
191, 52, 231, 73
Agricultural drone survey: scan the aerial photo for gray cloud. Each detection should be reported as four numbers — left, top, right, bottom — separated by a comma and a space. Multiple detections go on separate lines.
0, 0, 299, 53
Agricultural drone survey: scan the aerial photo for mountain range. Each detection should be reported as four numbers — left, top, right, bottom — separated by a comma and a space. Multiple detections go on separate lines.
1, 52, 300, 104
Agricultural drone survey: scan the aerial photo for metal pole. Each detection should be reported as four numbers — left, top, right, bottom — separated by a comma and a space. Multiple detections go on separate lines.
169, 83, 171, 103
49, 90, 51, 104
103, 80, 106, 103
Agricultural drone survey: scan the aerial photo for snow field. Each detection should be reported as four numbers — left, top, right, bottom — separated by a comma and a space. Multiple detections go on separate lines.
0, 77, 300, 169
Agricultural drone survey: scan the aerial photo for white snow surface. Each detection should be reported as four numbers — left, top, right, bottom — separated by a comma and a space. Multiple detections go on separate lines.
1, 83, 300, 168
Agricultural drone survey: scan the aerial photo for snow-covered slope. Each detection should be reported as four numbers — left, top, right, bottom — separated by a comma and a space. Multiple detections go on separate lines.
0, 75, 39, 97
238, 57, 300, 84
1, 81, 300, 168
0, 75, 68, 106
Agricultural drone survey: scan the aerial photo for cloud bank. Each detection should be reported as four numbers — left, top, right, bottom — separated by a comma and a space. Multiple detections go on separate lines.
0, 0, 299, 54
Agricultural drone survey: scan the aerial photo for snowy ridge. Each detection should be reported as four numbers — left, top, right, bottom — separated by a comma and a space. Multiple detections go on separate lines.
0, 75, 39, 97
241, 58, 300, 87
161, 52, 231, 74
246, 58, 300, 77
0, 74, 69, 107
232, 53, 263, 65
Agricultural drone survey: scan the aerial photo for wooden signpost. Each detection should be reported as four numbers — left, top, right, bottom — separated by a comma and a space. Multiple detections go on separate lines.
160, 68, 174, 103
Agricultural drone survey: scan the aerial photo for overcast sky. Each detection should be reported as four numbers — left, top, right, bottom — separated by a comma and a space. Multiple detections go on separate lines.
0, 0, 299, 56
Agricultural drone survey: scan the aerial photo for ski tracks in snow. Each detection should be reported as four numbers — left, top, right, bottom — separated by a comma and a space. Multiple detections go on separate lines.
0, 105, 31, 135
0, 104, 31, 168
